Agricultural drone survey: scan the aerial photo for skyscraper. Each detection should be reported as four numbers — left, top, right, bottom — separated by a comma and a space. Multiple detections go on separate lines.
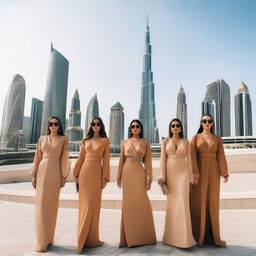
22, 116, 31, 146
109, 102, 124, 145
0, 74, 26, 148
176, 86, 187, 138
40, 43, 69, 135
202, 79, 230, 137
29, 98, 43, 143
235, 82, 253, 136
85, 93, 99, 134
67, 89, 83, 142
138, 18, 159, 144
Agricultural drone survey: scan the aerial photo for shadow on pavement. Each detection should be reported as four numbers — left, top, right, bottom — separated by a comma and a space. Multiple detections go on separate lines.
46, 242, 256, 256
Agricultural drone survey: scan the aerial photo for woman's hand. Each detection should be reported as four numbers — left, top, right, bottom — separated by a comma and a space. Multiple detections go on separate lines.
157, 177, 164, 185
32, 177, 36, 189
193, 173, 199, 185
146, 177, 151, 190
60, 177, 66, 188
102, 179, 107, 189
117, 179, 121, 188
223, 175, 229, 183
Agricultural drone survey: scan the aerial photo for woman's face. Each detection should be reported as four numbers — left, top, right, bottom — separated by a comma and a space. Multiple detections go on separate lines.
48, 118, 59, 134
201, 115, 213, 130
130, 121, 141, 136
170, 121, 181, 135
91, 118, 101, 133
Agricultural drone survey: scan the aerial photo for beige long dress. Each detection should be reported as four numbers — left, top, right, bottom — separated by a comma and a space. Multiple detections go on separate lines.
190, 134, 228, 247
117, 138, 156, 247
30, 135, 70, 251
73, 137, 110, 252
159, 138, 196, 248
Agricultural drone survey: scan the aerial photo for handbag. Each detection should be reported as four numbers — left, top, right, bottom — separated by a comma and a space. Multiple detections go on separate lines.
159, 182, 168, 195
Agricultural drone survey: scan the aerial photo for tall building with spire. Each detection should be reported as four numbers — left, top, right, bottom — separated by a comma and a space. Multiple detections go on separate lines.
29, 98, 43, 144
67, 89, 83, 146
0, 74, 26, 148
138, 18, 159, 144
235, 82, 253, 136
85, 94, 99, 134
202, 79, 230, 137
109, 102, 124, 145
40, 43, 69, 135
176, 86, 187, 138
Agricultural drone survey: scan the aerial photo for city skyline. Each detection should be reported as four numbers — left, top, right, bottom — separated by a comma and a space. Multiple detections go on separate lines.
0, 1, 256, 139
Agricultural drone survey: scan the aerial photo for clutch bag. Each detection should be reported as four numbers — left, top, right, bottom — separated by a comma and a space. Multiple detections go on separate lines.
159, 182, 168, 195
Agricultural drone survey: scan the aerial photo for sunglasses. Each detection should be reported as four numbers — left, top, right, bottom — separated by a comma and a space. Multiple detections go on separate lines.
49, 122, 59, 127
170, 124, 181, 128
131, 125, 140, 129
202, 119, 213, 124
91, 122, 101, 127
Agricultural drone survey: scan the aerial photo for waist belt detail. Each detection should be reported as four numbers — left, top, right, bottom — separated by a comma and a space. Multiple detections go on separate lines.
167, 155, 184, 159
85, 156, 102, 161
200, 153, 216, 159
125, 156, 142, 162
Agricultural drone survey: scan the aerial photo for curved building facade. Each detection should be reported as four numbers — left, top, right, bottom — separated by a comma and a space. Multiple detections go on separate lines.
67, 89, 83, 144
85, 93, 99, 134
109, 102, 124, 145
202, 79, 230, 137
40, 43, 69, 135
0, 74, 26, 148
235, 82, 252, 136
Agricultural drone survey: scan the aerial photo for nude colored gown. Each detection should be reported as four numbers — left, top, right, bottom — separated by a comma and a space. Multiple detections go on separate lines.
190, 134, 228, 247
159, 138, 196, 248
73, 137, 110, 252
117, 138, 156, 247
30, 135, 70, 251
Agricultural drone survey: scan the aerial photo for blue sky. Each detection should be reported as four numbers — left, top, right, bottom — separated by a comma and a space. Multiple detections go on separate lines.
0, 0, 255, 139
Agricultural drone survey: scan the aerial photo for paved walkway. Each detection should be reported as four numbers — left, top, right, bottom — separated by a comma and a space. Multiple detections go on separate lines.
1, 200, 256, 256
1, 173, 256, 200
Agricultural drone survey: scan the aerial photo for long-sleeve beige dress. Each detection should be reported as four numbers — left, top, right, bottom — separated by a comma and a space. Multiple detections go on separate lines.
190, 134, 228, 247
30, 135, 70, 252
159, 138, 196, 248
73, 137, 110, 253
117, 138, 156, 247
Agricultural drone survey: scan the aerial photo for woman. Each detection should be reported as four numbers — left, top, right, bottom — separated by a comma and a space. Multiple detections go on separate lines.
158, 118, 196, 248
30, 116, 70, 252
73, 116, 110, 253
190, 114, 229, 247
117, 119, 156, 247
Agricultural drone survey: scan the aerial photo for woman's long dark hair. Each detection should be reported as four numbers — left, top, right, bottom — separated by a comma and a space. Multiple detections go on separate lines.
46, 116, 65, 136
197, 114, 215, 134
169, 118, 183, 138
128, 119, 144, 138
83, 116, 107, 143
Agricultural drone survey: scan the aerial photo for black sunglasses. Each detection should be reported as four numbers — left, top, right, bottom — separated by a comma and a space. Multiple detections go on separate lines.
91, 122, 101, 127
170, 124, 181, 128
131, 125, 140, 129
202, 119, 213, 124
49, 122, 59, 127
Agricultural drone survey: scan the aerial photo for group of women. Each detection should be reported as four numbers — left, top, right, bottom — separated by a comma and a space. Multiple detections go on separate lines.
30, 114, 229, 253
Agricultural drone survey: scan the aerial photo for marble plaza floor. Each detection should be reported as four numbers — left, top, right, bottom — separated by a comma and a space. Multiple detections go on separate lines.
1, 200, 256, 256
